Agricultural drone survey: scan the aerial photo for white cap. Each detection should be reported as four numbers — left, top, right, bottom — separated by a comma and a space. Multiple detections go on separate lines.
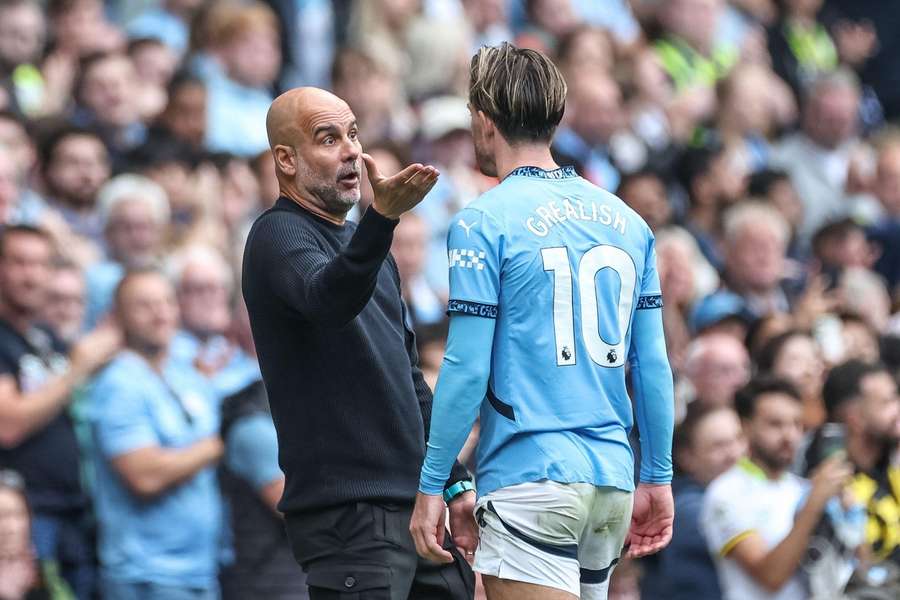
419, 96, 470, 142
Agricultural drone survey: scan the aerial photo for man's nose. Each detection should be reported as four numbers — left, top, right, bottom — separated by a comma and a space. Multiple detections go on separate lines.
341, 137, 361, 162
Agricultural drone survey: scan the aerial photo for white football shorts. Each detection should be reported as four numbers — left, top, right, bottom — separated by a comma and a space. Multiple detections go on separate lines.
473, 480, 633, 599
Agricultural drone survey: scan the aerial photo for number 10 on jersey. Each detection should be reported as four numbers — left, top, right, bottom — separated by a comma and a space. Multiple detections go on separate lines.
541, 245, 636, 368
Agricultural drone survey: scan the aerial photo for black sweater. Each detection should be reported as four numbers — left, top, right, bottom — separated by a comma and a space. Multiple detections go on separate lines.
242, 197, 469, 514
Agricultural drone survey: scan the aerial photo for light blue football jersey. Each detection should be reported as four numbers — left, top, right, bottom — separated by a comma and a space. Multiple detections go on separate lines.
446, 165, 673, 496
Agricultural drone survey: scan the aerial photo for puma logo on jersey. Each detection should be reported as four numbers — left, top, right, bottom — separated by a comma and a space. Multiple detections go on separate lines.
458, 219, 476, 237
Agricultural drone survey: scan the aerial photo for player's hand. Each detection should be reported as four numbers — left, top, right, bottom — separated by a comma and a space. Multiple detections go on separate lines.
625, 483, 674, 558
447, 490, 478, 561
363, 153, 439, 220
410, 492, 454, 564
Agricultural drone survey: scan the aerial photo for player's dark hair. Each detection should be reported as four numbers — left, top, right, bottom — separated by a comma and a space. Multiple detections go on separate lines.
734, 376, 802, 420
822, 359, 889, 421
468, 42, 567, 144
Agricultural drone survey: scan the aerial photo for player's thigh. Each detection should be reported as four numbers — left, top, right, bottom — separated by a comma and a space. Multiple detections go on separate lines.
578, 487, 633, 600
474, 481, 591, 597
482, 575, 577, 600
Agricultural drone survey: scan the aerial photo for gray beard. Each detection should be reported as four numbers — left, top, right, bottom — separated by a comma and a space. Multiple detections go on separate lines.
312, 183, 359, 216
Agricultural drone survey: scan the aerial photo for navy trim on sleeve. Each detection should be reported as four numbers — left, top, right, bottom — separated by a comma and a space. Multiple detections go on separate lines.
447, 299, 498, 319
636, 294, 663, 310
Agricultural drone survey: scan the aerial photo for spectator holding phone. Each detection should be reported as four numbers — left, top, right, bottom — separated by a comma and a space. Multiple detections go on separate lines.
805, 360, 900, 593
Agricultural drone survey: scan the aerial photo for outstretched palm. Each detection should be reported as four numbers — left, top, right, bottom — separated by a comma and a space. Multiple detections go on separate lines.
626, 483, 674, 558
363, 153, 440, 219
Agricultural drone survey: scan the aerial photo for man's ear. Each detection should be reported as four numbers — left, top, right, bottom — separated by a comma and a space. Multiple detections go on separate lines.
272, 145, 297, 177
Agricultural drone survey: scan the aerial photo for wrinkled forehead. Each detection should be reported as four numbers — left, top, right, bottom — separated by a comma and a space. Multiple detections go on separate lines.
298, 99, 356, 138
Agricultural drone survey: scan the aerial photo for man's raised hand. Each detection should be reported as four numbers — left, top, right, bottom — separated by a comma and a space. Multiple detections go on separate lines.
363, 153, 439, 220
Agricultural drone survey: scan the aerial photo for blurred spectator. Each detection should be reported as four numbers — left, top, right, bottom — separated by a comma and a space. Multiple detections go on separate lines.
168, 245, 260, 399
126, 38, 178, 123
0, 225, 119, 599
823, 0, 899, 119
811, 217, 875, 275
516, 0, 581, 53
768, 0, 839, 99
642, 403, 744, 600
654, 0, 739, 92
0, 469, 60, 600
656, 227, 721, 370
690, 290, 754, 340
713, 63, 796, 173
152, 72, 207, 151
701, 377, 853, 599
40, 261, 85, 346
680, 332, 751, 410
809, 360, 900, 593
721, 201, 792, 316
47, 0, 124, 58
461, 0, 512, 49
553, 71, 627, 190
391, 213, 445, 328
88, 269, 223, 599
617, 169, 673, 231
85, 174, 170, 328
756, 329, 827, 429
770, 69, 868, 242
217, 299, 306, 600
38, 125, 111, 246
72, 51, 146, 164
0, 111, 37, 184
330, 47, 415, 145
0, 0, 47, 117
126, 0, 204, 57
867, 135, 900, 297
404, 16, 472, 101
747, 169, 805, 258
677, 143, 749, 271
266, 0, 335, 90
195, 1, 281, 157
839, 313, 881, 363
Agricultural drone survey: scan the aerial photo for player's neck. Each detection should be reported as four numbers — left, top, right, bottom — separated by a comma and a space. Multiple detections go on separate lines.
495, 143, 558, 181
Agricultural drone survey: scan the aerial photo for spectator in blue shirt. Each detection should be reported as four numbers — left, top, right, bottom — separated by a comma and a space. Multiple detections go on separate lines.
89, 269, 224, 600
193, 2, 281, 158
641, 403, 746, 600
167, 245, 260, 399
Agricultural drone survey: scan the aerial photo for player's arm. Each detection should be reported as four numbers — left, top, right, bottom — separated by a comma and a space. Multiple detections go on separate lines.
394, 273, 471, 489
418, 315, 496, 494
628, 236, 674, 485
625, 234, 676, 558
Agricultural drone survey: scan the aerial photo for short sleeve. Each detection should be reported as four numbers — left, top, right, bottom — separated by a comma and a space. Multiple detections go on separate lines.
90, 372, 160, 459
225, 413, 282, 490
636, 234, 663, 310
446, 208, 502, 318
700, 480, 756, 557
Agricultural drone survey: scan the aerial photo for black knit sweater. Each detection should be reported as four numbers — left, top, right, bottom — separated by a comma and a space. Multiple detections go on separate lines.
242, 197, 469, 515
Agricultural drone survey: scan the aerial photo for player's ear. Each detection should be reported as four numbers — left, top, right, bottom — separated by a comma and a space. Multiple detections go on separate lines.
273, 144, 297, 177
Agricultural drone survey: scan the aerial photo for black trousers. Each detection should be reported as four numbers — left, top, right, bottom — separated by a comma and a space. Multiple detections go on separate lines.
286, 502, 475, 600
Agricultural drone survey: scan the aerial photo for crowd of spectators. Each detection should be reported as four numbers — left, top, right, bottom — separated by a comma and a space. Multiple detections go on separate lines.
1, 0, 900, 598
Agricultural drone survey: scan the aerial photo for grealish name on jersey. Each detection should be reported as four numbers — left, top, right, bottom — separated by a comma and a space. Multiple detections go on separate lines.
525, 198, 628, 238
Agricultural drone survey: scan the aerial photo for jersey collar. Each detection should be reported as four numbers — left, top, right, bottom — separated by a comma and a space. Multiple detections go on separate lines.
506, 165, 578, 180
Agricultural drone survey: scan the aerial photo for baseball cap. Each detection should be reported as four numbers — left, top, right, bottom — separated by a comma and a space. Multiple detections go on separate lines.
419, 96, 470, 142
690, 291, 754, 334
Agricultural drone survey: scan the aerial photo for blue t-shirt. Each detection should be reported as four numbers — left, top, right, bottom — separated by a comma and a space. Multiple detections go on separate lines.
168, 331, 262, 400
89, 351, 223, 588
224, 413, 282, 491
431, 165, 673, 496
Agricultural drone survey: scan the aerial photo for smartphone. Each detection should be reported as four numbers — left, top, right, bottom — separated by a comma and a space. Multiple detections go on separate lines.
819, 422, 847, 459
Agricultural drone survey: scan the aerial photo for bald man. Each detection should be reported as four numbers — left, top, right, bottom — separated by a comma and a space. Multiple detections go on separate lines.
241, 88, 476, 599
